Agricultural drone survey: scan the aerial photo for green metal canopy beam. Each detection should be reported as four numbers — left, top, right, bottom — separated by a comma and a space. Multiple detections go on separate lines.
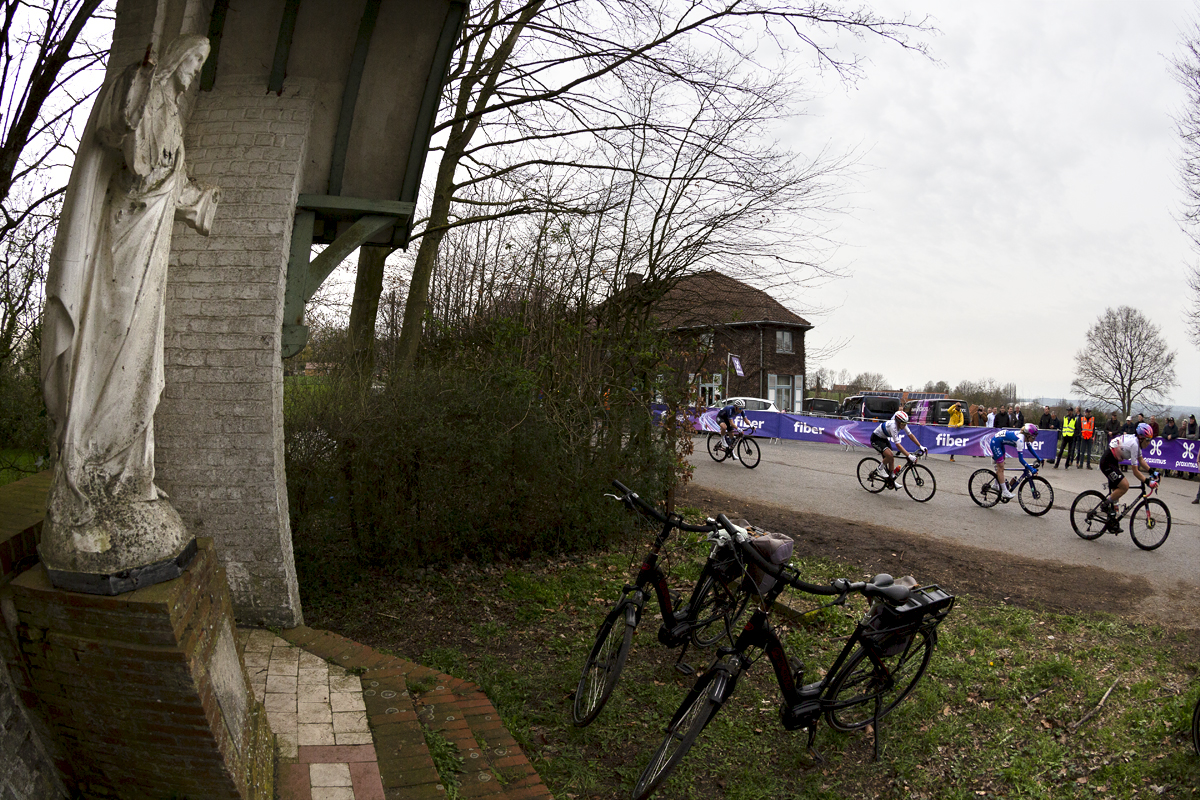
269, 0, 303, 95
296, 194, 415, 219
328, 0, 383, 196
199, 0, 230, 92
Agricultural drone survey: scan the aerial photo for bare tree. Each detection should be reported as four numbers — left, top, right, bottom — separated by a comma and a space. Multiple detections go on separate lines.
1170, 21, 1200, 348
388, 0, 932, 368
1070, 306, 1177, 418
1187, 262, 1200, 348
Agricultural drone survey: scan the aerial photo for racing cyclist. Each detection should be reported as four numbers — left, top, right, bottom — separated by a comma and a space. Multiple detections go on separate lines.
990, 423, 1042, 500
871, 410, 926, 483
1098, 422, 1159, 519
716, 398, 748, 461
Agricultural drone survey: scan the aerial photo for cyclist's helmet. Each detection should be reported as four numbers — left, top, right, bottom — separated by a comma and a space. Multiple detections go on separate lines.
1136, 422, 1153, 439
894, 410, 909, 425
1021, 423, 1038, 438
732, 398, 746, 409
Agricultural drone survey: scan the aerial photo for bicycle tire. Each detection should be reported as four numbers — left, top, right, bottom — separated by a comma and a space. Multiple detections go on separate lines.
631, 674, 722, 800
1129, 497, 1171, 551
857, 457, 886, 494
689, 572, 750, 648
902, 463, 937, 503
1017, 475, 1054, 516
1192, 695, 1200, 757
967, 468, 1001, 508
706, 433, 729, 462
825, 628, 934, 731
1069, 490, 1108, 541
737, 436, 761, 469
571, 604, 634, 726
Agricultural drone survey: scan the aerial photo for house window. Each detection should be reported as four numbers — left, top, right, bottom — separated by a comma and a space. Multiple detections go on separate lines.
771, 374, 793, 411
776, 330, 793, 354
699, 331, 714, 352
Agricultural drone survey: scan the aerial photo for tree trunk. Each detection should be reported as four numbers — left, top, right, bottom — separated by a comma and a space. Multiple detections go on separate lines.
347, 245, 390, 377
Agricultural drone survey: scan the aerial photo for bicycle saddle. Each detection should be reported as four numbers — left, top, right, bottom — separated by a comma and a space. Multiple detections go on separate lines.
863, 573, 911, 603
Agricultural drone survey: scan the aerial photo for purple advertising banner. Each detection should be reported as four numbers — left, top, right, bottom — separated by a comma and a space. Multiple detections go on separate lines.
685, 409, 1199, 473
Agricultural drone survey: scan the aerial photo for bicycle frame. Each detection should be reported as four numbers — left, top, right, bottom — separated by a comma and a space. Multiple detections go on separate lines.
1105, 482, 1157, 524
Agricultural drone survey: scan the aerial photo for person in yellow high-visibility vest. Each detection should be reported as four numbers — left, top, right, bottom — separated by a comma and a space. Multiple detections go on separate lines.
1054, 407, 1078, 468
1075, 409, 1096, 469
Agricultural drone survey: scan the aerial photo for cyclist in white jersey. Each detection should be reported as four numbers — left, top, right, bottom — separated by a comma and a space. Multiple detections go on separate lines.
869, 410, 926, 481
1098, 422, 1158, 513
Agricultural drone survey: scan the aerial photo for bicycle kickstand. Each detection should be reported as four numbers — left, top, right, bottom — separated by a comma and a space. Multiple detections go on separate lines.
804, 725, 824, 765
673, 642, 695, 676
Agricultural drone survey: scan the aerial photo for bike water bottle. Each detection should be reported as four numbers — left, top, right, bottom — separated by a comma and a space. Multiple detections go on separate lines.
893, 464, 902, 475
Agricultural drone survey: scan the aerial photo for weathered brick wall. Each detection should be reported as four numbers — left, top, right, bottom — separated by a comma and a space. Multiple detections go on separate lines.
0, 642, 67, 800
156, 75, 313, 627
677, 325, 807, 401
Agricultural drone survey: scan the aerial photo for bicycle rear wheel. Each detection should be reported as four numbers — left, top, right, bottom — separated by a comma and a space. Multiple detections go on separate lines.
632, 673, 722, 800
967, 468, 1000, 508
825, 628, 934, 731
689, 572, 750, 648
1069, 490, 1108, 541
902, 464, 937, 502
737, 436, 761, 469
706, 433, 729, 462
1129, 498, 1170, 551
1018, 475, 1054, 516
857, 457, 886, 494
572, 603, 634, 726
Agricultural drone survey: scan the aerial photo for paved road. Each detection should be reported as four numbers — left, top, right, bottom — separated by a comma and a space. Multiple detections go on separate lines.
687, 434, 1199, 618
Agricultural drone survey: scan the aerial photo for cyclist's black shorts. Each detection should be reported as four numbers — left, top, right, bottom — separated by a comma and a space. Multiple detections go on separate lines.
870, 433, 892, 455
1098, 451, 1124, 490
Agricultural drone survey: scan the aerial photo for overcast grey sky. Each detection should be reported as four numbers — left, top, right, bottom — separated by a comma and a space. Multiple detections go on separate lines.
779, 0, 1199, 407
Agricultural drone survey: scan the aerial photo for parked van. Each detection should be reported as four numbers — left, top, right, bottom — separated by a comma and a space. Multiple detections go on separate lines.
838, 395, 901, 421
803, 397, 840, 417
904, 398, 968, 426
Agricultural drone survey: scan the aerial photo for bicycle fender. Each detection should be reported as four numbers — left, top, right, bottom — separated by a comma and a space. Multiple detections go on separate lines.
624, 594, 644, 627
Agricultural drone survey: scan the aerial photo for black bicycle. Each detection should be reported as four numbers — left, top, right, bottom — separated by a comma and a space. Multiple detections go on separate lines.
968, 460, 1053, 516
1068, 479, 1171, 551
631, 514, 955, 800
856, 450, 937, 502
1192, 694, 1199, 756
706, 425, 761, 469
572, 481, 752, 726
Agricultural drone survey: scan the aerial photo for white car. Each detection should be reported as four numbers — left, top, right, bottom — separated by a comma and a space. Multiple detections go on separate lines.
721, 397, 780, 413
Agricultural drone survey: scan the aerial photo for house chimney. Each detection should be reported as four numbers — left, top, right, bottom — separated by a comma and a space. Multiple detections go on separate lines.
626, 272, 643, 289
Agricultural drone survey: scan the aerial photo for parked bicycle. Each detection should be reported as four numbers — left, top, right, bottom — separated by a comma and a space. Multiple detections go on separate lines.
856, 450, 937, 502
968, 460, 1053, 516
631, 514, 955, 800
1192, 693, 1199, 756
1068, 479, 1171, 551
571, 481, 752, 726
706, 424, 761, 468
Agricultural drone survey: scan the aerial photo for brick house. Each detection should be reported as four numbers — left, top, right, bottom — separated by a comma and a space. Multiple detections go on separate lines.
652, 271, 812, 411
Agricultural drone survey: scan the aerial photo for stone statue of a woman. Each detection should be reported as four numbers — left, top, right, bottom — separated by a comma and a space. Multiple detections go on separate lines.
40, 35, 218, 592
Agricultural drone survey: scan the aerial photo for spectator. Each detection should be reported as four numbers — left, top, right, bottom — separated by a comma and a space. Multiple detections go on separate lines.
1149, 415, 1161, 437
1049, 409, 1062, 436
1055, 407, 1078, 468
1122, 415, 1136, 435
986, 407, 996, 428
1012, 405, 1025, 428
1162, 417, 1179, 477
947, 402, 964, 462
1104, 411, 1121, 442
1185, 415, 1199, 483
1076, 409, 1095, 469
995, 406, 1011, 429
1038, 406, 1052, 429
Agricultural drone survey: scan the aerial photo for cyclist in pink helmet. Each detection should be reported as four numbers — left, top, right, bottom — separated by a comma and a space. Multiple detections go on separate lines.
988, 423, 1043, 500
1098, 422, 1158, 515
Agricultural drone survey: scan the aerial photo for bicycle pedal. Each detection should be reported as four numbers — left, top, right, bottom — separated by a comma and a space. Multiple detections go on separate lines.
674, 661, 696, 676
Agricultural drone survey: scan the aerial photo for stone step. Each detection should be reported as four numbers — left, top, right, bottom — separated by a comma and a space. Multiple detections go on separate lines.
279, 626, 550, 800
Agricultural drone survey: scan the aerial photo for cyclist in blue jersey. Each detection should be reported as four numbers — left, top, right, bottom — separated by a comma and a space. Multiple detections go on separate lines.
715, 398, 748, 461
990, 423, 1042, 500
870, 410, 926, 481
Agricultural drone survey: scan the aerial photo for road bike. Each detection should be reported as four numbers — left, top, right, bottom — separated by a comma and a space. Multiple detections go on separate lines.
1068, 479, 1171, 551
631, 514, 955, 800
856, 450, 937, 502
706, 425, 761, 469
572, 481, 752, 726
968, 460, 1053, 516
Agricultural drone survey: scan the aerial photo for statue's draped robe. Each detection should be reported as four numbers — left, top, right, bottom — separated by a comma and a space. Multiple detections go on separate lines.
42, 54, 215, 533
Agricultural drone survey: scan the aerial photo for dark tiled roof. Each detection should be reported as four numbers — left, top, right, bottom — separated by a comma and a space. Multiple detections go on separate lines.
654, 271, 812, 330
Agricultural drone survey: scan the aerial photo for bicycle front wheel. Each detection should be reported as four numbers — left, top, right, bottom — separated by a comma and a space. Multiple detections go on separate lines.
902, 464, 937, 502
689, 572, 750, 648
968, 469, 1000, 508
572, 604, 634, 726
1018, 475, 1054, 516
632, 674, 722, 800
1129, 498, 1171, 551
706, 433, 728, 462
825, 628, 934, 731
857, 457, 886, 494
1069, 490, 1108, 541
1192, 695, 1200, 756
737, 436, 761, 469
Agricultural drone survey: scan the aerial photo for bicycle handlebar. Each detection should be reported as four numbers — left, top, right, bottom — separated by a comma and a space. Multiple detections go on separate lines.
610, 480, 717, 533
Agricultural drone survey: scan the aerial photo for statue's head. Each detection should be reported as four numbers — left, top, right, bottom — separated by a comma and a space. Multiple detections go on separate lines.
159, 35, 210, 93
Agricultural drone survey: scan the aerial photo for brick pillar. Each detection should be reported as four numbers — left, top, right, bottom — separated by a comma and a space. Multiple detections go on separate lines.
157, 76, 314, 627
